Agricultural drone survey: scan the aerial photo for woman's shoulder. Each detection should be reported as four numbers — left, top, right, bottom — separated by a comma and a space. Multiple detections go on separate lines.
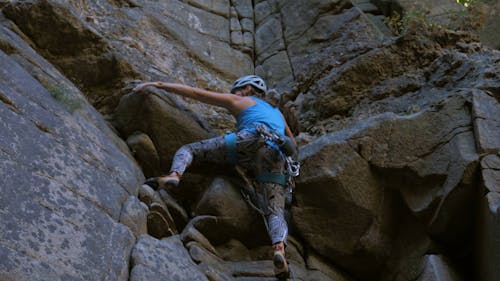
251, 96, 274, 107
249, 96, 261, 102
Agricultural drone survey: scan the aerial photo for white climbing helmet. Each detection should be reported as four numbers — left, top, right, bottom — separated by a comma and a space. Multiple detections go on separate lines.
230, 75, 267, 93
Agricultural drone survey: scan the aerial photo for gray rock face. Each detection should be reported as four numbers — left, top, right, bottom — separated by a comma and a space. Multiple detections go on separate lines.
417, 255, 465, 281
380, 0, 500, 49
120, 196, 149, 237
478, 1, 500, 49
297, 93, 479, 279
2, 0, 252, 117
126, 132, 161, 178
130, 235, 209, 281
0, 38, 141, 281
472, 90, 500, 153
113, 88, 213, 174
1, 0, 499, 281
478, 192, 500, 281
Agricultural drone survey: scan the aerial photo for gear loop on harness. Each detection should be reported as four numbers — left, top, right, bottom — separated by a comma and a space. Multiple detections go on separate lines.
256, 172, 288, 186
224, 132, 238, 165
224, 125, 300, 188
254, 124, 301, 179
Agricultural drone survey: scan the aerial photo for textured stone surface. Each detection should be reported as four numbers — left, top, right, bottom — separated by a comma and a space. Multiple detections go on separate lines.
478, 192, 500, 281
120, 196, 149, 237
472, 90, 500, 153
0, 48, 139, 281
196, 177, 255, 222
130, 235, 209, 281
2, 0, 252, 117
416, 255, 465, 281
1, 0, 499, 281
482, 154, 500, 193
296, 93, 479, 279
126, 132, 161, 178
113, 89, 213, 172
479, 6, 500, 49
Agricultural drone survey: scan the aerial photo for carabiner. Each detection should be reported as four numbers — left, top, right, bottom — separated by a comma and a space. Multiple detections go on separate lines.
286, 156, 300, 177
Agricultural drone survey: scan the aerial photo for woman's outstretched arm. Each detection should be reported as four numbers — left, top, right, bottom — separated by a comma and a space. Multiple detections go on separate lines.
133, 82, 254, 115
133, 82, 234, 107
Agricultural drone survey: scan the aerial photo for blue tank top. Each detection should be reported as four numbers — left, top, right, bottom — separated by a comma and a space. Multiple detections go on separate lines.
236, 97, 285, 134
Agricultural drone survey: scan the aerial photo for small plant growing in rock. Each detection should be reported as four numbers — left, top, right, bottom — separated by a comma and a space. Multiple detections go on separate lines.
386, 9, 438, 35
456, 0, 477, 8
403, 9, 444, 32
48, 83, 83, 113
452, 0, 486, 31
387, 0, 485, 36
385, 11, 403, 35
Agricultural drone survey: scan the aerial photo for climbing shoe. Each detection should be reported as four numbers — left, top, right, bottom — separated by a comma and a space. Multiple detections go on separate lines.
145, 173, 180, 190
273, 242, 290, 280
144, 177, 160, 189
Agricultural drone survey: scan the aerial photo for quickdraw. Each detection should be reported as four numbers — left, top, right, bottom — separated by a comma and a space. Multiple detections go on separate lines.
255, 124, 301, 178
286, 156, 300, 177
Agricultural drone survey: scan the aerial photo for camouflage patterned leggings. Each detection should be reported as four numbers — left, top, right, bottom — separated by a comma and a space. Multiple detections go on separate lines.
170, 130, 288, 244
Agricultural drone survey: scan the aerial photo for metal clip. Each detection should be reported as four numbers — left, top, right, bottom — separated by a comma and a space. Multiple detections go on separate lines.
286, 156, 300, 177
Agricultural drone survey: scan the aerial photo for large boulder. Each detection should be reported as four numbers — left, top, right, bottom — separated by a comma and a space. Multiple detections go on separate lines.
194, 177, 269, 247
296, 92, 480, 279
478, 192, 500, 281
113, 88, 213, 174
471, 66, 500, 281
130, 235, 209, 281
1, 0, 499, 281
295, 132, 388, 279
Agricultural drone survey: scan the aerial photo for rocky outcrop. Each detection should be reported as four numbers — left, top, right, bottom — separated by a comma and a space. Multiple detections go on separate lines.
474, 90, 500, 281
297, 93, 479, 280
367, 0, 499, 49
0, 23, 143, 281
2, 0, 252, 117
0, 1, 499, 281
477, 0, 500, 49
113, 87, 214, 177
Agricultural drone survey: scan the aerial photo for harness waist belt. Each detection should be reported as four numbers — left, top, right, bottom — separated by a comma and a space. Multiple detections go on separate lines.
255, 173, 287, 186
224, 133, 238, 165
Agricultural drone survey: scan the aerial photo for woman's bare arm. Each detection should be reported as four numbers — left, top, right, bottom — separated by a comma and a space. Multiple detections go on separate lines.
133, 82, 253, 115
282, 115, 297, 146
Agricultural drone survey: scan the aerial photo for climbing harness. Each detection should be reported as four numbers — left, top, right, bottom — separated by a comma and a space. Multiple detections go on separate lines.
224, 125, 300, 185
254, 124, 301, 178
255, 124, 296, 157
224, 132, 238, 165
230, 127, 299, 281
235, 166, 266, 216
286, 156, 300, 177
226, 124, 301, 215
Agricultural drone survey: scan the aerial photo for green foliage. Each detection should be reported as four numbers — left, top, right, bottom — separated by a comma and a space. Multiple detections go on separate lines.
456, 0, 477, 8
401, 10, 438, 33
385, 11, 403, 34
48, 83, 83, 113
385, 0, 484, 36
454, 1, 486, 30
386, 9, 440, 35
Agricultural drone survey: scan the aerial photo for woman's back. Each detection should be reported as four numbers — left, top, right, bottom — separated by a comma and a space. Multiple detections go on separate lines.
236, 97, 285, 134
